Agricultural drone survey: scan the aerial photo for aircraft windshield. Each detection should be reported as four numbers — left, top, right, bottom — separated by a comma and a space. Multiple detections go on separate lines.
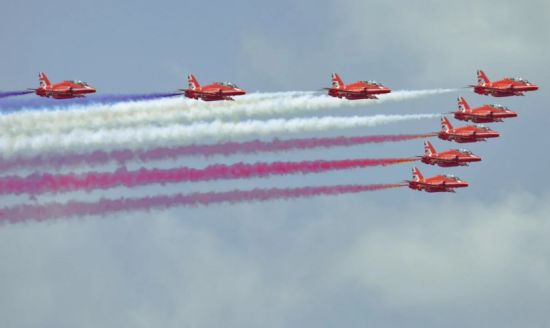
458, 149, 472, 154
489, 104, 507, 109
69, 80, 88, 86
217, 82, 238, 88
364, 80, 382, 86
443, 174, 462, 181
511, 77, 530, 83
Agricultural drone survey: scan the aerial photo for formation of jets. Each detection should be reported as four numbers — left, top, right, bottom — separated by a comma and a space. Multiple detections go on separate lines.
407, 70, 538, 192
22, 69, 538, 194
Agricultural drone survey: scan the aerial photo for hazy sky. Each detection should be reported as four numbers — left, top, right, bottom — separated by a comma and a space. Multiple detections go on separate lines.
1, 1, 550, 327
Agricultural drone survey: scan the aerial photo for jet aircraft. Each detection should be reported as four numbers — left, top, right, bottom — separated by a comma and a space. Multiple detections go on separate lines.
470, 69, 538, 97
420, 140, 481, 167
31, 72, 96, 99
438, 117, 499, 143
324, 73, 391, 100
407, 167, 469, 193
452, 96, 517, 123
181, 74, 246, 101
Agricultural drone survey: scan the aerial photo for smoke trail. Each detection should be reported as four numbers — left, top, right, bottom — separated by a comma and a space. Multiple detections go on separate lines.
0, 91, 313, 136
0, 90, 33, 99
0, 92, 182, 112
0, 133, 436, 172
0, 89, 455, 137
0, 184, 406, 223
0, 114, 441, 158
0, 158, 416, 195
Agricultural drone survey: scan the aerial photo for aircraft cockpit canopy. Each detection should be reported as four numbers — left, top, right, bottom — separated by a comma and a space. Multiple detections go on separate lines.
217, 82, 239, 88
510, 77, 530, 83
489, 104, 508, 110
69, 80, 89, 86
364, 80, 383, 86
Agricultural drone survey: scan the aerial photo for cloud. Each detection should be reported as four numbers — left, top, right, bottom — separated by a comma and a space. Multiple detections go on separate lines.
238, 1, 550, 88
326, 1, 550, 85
338, 190, 550, 309
2, 189, 550, 327
0, 214, 301, 328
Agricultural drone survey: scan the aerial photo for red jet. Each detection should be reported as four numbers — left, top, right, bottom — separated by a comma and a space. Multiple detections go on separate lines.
325, 73, 391, 100
31, 72, 96, 99
181, 74, 246, 101
407, 167, 469, 193
470, 69, 538, 97
420, 140, 481, 167
452, 96, 517, 123
438, 117, 500, 143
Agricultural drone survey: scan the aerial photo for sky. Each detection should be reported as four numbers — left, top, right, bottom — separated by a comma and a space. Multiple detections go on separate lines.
1, 0, 550, 327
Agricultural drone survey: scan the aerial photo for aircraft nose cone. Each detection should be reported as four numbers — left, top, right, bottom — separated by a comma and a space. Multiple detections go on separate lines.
455, 179, 469, 187
471, 155, 482, 162
485, 129, 500, 137
233, 88, 246, 95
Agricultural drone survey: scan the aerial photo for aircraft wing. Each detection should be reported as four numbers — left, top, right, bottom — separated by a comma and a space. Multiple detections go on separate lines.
486, 85, 514, 92
436, 157, 458, 163
454, 131, 474, 137
420, 182, 455, 192
341, 88, 380, 95
201, 88, 223, 95
474, 110, 492, 117
52, 87, 73, 93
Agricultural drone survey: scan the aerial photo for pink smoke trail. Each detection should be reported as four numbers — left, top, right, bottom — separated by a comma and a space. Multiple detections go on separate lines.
0, 184, 406, 223
0, 133, 435, 172
0, 158, 417, 195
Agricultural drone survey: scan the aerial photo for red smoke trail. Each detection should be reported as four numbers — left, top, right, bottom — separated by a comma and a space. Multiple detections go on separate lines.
0, 133, 435, 172
0, 184, 406, 223
0, 158, 417, 195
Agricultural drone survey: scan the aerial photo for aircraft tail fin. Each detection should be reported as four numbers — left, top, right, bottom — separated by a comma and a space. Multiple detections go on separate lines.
441, 116, 453, 132
477, 69, 490, 85
188, 74, 200, 90
412, 167, 424, 182
38, 72, 51, 88
457, 96, 470, 112
424, 140, 436, 155
331, 72, 344, 89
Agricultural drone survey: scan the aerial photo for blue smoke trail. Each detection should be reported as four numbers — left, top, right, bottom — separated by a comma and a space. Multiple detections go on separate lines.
0, 92, 182, 112
0, 90, 34, 99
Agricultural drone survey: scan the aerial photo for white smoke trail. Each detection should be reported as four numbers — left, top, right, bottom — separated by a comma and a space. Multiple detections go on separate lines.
0, 89, 455, 137
0, 91, 312, 136
0, 114, 440, 158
